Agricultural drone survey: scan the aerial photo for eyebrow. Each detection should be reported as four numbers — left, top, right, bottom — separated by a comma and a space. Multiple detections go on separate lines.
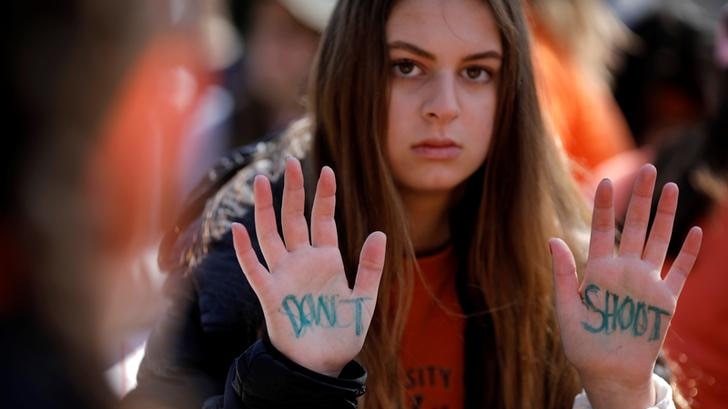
388, 40, 502, 62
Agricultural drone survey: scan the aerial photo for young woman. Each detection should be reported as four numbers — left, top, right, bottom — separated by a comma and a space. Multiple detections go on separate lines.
129, 1, 702, 408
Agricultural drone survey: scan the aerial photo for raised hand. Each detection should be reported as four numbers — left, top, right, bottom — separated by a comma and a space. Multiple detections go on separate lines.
550, 164, 702, 408
232, 157, 386, 377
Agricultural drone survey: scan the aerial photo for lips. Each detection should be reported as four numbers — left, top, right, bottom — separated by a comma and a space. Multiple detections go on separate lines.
411, 138, 462, 159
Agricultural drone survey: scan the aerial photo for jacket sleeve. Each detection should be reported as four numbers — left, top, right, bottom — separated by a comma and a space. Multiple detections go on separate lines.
124, 225, 263, 409
572, 373, 676, 409
221, 338, 366, 409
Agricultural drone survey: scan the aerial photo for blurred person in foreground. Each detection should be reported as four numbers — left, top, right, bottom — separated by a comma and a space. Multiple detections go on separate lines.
1, 1, 207, 407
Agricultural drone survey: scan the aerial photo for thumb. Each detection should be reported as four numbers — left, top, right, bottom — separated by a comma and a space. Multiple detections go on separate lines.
549, 238, 580, 317
231, 223, 269, 297
353, 231, 387, 297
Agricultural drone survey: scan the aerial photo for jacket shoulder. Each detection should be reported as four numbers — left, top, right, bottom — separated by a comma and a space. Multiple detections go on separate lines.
160, 117, 313, 275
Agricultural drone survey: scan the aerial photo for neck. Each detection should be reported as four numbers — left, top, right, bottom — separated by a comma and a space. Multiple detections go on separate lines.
399, 189, 453, 254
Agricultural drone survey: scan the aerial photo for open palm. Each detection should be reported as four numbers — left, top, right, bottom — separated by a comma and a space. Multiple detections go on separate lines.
232, 158, 386, 377
551, 165, 702, 393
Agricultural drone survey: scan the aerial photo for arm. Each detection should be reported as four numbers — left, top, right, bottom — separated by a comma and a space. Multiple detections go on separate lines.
128, 158, 384, 408
128, 284, 366, 409
552, 164, 702, 409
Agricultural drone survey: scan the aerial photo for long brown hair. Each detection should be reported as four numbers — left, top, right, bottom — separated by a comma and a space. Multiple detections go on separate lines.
310, 1, 589, 407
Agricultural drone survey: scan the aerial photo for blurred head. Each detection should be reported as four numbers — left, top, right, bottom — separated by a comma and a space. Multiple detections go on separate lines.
244, 0, 334, 125
310, 0, 587, 407
4, 0, 206, 386
612, 2, 715, 146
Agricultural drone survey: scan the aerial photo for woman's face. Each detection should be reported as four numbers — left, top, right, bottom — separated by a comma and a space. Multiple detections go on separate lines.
385, 0, 502, 197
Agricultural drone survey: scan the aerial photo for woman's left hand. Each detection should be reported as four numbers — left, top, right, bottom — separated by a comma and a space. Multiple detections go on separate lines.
550, 164, 702, 409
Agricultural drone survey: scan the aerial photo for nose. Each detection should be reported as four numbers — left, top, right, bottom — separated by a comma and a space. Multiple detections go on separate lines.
421, 72, 460, 124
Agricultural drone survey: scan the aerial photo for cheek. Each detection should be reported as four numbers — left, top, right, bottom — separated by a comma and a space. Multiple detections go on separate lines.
384, 94, 417, 186
385, 89, 413, 154
465, 90, 497, 157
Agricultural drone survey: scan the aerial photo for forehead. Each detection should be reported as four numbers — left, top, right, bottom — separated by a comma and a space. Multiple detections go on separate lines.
386, 0, 502, 55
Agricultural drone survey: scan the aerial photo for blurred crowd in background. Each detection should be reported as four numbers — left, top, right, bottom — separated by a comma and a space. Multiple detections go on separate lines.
2, 0, 726, 408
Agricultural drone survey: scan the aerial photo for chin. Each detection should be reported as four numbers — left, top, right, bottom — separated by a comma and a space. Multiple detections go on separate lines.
390, 161, 481, 195
397, 177, 467, 196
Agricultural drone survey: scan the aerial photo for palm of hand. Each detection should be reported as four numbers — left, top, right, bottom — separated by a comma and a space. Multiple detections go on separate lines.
263, 247, 373, 374
551, 165, 702, 386
232, 158, 386, 377
559, 257, 675, 384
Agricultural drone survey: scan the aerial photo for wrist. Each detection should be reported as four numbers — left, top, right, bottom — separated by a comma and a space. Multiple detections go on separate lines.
264, 336, 345, 378
580, 372, 655, 409
300, 361, 344, 378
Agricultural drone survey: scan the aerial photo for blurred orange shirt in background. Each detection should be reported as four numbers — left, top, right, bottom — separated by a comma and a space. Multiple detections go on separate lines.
531, 25, 634, 183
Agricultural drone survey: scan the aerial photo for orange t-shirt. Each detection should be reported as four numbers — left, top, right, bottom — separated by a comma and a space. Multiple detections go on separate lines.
531, 25, 633, 183
400, 246, 466, 409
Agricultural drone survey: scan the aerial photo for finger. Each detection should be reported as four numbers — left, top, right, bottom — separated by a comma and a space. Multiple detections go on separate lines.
353, 232, 387, 297
619, 164, 657, 258
642, 183, 678, 268
281, 157, 310, 250
310, 166, 339, 248
588, 179, 616, 260
665, 226, 702, 297
253, 175, 287, 268
550, 238, 582, 318
232, 223, 270, 296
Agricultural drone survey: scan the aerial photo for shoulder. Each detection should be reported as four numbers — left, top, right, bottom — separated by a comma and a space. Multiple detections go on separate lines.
161, 117, 314, 275
158, 117, 313, 332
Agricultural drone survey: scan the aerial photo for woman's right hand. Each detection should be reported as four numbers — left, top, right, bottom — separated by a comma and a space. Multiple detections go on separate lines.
232, 157, 386, 377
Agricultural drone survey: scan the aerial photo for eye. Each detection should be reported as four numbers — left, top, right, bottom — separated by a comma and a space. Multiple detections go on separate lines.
461, 66, 491, 83
392, 59, 423, 78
